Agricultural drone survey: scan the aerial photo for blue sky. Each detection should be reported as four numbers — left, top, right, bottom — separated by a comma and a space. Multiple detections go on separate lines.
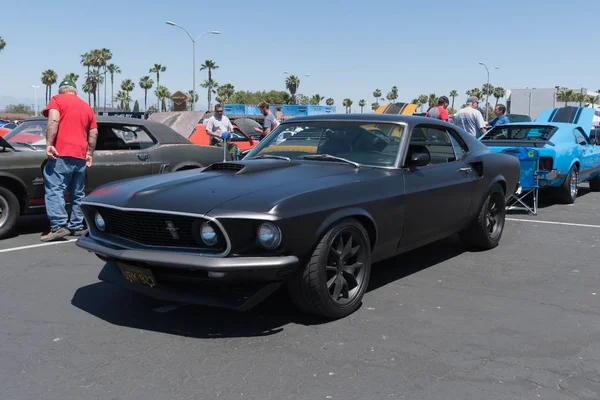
1, 0, 599, 112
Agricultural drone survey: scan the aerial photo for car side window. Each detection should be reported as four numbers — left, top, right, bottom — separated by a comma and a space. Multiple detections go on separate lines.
573, 128, 589, 146
408, 125, 459, 165
96, 125, 156, 151
230, 128, 249, 141
447, 128, 469, 160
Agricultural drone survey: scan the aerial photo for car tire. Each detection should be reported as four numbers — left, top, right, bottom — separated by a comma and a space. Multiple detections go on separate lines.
0, 186, 19, 239
459, 183, 506, 250
287, 218, 372, 319
557, 165, 578, 204
589, 173, 600, 192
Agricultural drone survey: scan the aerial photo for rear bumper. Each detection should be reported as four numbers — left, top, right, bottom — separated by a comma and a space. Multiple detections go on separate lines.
76, 234, 300, 311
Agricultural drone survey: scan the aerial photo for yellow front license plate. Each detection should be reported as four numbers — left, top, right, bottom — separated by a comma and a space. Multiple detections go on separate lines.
117, 263, 157, 288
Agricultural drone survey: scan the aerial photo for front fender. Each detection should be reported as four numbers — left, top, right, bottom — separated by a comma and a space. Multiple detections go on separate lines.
316, 207, 378, 246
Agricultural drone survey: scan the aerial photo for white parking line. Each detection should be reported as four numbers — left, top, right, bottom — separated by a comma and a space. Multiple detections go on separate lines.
0, 239, 77, 254
507, 218, 600, 229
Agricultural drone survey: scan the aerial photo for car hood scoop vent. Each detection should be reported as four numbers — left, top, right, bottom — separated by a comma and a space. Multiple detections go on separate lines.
203, 162, 245, 172
203, 160, 297, 174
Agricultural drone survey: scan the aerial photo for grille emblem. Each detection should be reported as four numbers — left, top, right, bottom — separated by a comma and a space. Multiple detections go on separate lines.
165, 221, 180, 240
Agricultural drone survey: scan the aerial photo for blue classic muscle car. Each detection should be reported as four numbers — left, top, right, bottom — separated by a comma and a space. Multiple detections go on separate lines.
479, 106, 600, 203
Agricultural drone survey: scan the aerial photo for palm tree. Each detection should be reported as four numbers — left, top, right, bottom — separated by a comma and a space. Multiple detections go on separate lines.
114, 90, 131, 111
449, 90, 458, 109
85, 69, 103, 110
467, 88, 483, 101
0, 37, 6, 53
556, 89, 576, 107
216, 83, 235, 104
587, 95, 600, 108
139, 76, 154, 111
120, 79, 135, 111
96, 48, 112, 111
493, 87, 506, 107
358, 99, 366, 113
82, 80, 95, 105
572, 93, 587, 107
106, 64, 121, 110
326, 98, 334, 106
343, 98, 353, 113
80, 52, 93, 104
200, 60, 219, 110
155, 86, 171, 112
417, 94, 428, 112
428, 93, 438, 109
310, 94, 325, 105
63, 73, 79, 83
149, 64, 167, 109
200, 79, 218, 107
187, 90, 199, 111
386, 86, 398, 103
285, 75, 300, 104
41, 69, 58, 104
373, 89, 381, 105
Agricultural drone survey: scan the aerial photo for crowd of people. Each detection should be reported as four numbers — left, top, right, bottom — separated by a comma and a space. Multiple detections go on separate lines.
425, 95, 509, 138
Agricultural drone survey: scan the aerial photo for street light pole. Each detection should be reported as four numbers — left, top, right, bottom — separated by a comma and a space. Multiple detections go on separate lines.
478, 62, 499, 115
166, 21, 220, 111
31, 85, 40, 116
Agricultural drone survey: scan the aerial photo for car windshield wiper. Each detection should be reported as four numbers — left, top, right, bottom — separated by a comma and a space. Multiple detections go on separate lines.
302, 154, 360, 168
250, 154, 291, 161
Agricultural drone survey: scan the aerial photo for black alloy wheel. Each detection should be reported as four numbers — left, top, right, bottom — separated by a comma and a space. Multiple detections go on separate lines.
325, 228, 369, 306
288, 218, 372, 319
485, 188, 505, 242
0, 186, 19, 239
459, 183, 506, 250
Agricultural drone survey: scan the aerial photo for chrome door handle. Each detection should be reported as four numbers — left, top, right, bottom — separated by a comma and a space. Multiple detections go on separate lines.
458, 167, 472, 173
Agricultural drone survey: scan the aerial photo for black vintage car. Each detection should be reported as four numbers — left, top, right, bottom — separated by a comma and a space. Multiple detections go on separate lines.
75, 114, 520, 319
0, 116, 226, 239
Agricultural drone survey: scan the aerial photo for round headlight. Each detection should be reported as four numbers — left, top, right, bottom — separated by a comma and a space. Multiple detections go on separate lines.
200, 222, 218, 246
94, 212, 105, 231
257, 222, 281, 249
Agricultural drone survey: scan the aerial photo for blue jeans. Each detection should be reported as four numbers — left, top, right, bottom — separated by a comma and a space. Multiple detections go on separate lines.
43, 156, 87, 231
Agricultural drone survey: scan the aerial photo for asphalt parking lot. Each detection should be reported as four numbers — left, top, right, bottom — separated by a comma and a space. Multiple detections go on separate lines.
1, 188, 599, 400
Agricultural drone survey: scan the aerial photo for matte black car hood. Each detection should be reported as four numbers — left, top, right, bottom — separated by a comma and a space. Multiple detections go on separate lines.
84, 159, 367, 215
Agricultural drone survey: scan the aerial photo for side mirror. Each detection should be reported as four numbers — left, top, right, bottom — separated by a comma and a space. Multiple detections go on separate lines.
408, 152, 430, 168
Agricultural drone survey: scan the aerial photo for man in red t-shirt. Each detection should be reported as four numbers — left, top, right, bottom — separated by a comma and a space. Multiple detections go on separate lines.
425, 96, 450, 122
40, 79, 98, 241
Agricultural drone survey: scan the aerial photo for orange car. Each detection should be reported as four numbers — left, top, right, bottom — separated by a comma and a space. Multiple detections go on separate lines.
189, 123, 258, 152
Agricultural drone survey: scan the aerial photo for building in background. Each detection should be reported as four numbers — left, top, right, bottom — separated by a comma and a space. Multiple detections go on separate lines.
507, 87, 600, 120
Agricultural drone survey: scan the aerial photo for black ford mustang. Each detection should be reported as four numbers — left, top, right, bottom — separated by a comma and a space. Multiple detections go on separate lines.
76, 114, 520, 319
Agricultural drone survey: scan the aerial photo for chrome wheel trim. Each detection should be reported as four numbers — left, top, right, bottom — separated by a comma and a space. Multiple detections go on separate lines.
570, 169, 578, 200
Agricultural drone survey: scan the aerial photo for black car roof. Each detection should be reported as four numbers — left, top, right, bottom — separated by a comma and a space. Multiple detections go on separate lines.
22, 115, 191, 145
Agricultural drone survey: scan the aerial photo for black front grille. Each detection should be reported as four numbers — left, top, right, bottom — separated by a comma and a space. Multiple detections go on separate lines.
96, 207, 226, 251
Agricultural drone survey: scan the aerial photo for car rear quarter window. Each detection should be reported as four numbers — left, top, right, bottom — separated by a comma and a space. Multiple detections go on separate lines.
97, 125, 156, 151
409, 125, 462, 165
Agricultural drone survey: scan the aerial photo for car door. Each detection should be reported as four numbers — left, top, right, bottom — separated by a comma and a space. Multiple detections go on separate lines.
229, 127, 255, 151
573, 127, 598, 180
86, 124, 158, 193
399, 124, 477, 249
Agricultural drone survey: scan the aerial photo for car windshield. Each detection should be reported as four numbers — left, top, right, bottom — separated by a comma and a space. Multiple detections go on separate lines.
245, 121, 406, 167
482, 125, 557, 141
4, 120, 47, 145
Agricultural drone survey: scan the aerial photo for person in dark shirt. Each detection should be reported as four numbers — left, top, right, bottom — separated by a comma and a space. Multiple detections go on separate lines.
425, 96, 450, 122
488, 104, 510, 127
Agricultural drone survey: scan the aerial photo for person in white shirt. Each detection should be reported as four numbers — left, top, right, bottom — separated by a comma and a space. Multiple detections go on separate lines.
454, 96, 488, 137
205, 103, 238, 160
